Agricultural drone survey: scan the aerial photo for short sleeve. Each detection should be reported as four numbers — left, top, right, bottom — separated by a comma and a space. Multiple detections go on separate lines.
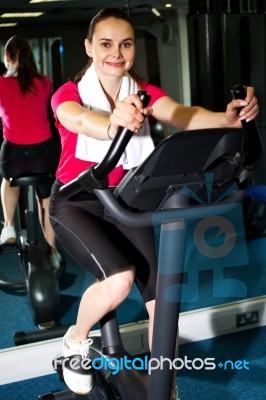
141, 81, 168, 106
51, 81, 82, 115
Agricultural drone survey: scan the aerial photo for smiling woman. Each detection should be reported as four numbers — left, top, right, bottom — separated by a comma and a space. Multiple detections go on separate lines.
47, 5, 259, 397
84, 17, 136, 110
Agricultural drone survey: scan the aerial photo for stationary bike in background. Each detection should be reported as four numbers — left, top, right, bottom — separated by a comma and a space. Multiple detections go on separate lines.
0, 173, 64, 343
39, 87, 262, 400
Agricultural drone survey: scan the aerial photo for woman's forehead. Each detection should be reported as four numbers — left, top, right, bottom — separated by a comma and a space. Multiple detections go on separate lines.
93, 18, 134, 39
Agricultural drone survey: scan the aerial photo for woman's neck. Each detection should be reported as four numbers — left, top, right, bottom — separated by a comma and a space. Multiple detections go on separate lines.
98, 75, 123, 111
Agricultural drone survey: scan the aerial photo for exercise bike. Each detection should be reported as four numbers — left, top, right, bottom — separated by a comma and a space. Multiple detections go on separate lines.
0, 173, 64, 342
39, 88, 261, 400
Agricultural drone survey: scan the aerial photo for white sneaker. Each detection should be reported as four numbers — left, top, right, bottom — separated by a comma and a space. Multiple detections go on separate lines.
62, 326, 94, 395
0, 226, 17, 244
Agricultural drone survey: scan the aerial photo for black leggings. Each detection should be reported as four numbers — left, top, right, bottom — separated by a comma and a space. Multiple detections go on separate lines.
49, 180, 158, 303
0, 138, 60, 199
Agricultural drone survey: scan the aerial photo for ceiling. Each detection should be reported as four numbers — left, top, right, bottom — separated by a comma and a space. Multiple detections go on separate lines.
0, 0, 188, 29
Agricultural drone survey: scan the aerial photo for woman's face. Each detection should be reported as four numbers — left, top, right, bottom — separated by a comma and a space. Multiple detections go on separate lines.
85, 17, 135, 80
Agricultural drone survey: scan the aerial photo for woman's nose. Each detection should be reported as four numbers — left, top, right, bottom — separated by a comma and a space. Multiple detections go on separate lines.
112, 46, 123, 59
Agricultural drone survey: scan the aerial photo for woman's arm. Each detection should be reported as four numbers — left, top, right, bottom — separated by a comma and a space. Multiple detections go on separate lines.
56, 101, 112, 140
55, 86, 259, 137
152, 86, 259, 130
56, 93, 148, 140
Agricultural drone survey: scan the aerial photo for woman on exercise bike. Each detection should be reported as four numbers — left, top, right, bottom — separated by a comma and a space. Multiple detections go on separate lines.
49, 7, 259, 398
0, 35, 62, 268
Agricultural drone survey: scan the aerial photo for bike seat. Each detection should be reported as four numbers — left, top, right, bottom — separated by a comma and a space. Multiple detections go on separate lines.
10, 174, 54, 187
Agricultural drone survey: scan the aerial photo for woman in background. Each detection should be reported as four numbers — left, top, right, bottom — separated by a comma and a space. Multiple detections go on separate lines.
0, 35, 61, 268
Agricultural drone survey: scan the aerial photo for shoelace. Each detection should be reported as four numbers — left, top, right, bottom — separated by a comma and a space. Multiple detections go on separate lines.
78, 338, 93, 359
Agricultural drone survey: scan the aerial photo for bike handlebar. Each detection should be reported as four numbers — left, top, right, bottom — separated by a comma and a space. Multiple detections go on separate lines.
58, 85, 256, 227
59, 90, 151, 200
231, 84, 262, 169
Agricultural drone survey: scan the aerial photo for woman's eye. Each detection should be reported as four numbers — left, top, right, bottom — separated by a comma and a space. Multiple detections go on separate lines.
121, 42, 131, 48
100, 41, 133, 49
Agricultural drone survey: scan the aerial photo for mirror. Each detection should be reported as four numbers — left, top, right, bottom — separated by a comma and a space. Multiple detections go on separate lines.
0, 7, 265, 357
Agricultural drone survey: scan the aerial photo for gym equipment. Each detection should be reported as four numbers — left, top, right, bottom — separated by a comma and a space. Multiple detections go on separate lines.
231, 84, 262, 169
0, 173, 63, 338
39, 89, 258, 399
231, 85, 265, 237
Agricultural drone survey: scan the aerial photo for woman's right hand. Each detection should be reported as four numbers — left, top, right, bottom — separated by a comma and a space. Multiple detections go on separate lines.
110, 93, 153, 136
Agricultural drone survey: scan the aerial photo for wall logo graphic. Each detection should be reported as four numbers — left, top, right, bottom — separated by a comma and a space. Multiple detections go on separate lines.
152, 173, 248, 302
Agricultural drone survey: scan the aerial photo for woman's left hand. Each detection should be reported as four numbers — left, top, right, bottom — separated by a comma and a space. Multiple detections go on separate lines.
224, 86, 259, 128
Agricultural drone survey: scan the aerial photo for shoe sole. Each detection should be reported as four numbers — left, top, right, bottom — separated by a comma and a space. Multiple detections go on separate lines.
63, 365, 93, 395
1, 237, 16, 244
76, 391, 91, 395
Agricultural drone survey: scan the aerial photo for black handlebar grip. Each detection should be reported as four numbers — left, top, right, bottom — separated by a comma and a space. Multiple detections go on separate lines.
93, 90, 151, 180
137, 90, 151, 108
231, 84, 246, 103
231, 84, 262, 169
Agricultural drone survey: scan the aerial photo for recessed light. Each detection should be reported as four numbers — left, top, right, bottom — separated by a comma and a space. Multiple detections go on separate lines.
30, 0, 71, 3
0, 22, 18, 27
1, 12, 45, 18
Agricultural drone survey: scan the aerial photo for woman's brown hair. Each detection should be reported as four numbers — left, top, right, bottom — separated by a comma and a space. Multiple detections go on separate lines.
5, 35, 46, 96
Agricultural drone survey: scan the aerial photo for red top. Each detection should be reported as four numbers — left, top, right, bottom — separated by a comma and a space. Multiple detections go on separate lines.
0, 75, 53, 144
51, 80, 167, 185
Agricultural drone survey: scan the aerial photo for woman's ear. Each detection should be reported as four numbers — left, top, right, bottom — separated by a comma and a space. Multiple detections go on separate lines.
4, 52, 11, 62
84, 38, 92, 57
4, 52, 12, 69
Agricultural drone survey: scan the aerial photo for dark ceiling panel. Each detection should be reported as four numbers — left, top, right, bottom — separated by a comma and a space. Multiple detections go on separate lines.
0, 0, 188, 28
